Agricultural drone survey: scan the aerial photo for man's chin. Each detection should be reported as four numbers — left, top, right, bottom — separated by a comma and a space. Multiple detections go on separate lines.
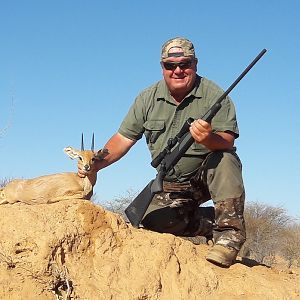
170, 84, 188, 93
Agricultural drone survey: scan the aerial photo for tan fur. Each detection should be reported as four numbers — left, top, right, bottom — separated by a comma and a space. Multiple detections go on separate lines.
0, 147, 108, 205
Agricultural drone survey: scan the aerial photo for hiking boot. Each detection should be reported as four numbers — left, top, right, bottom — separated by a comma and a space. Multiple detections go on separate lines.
206, 244, 238, 268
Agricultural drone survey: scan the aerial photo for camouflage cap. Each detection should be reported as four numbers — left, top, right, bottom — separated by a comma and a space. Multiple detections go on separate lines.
161, 37, 196, 60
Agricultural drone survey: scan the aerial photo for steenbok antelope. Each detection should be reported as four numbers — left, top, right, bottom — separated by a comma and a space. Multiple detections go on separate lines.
0, 134, 108, 205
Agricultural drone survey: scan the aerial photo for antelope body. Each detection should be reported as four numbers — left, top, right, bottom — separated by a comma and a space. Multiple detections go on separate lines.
0, 146, 108, 205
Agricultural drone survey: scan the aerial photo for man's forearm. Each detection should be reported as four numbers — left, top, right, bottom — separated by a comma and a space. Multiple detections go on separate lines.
200, 131, 234, 151
94, 133, 136, 171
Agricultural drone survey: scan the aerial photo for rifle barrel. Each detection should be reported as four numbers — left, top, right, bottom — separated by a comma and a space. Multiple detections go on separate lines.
222, 49, 267, 98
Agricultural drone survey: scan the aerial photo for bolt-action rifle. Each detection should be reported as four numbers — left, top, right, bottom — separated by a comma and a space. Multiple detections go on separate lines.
125, 49, 267, 228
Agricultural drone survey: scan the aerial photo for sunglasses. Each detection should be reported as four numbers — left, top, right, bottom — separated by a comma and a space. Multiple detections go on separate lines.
162, 60, 193, 71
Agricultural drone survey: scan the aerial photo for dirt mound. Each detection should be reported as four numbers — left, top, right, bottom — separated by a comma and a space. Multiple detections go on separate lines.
0, 200, 299, 299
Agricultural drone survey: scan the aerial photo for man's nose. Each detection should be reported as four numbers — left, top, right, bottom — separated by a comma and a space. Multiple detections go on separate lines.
174, 66, 183, 73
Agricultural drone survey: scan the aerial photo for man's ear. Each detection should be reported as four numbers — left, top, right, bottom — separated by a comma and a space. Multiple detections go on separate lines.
64, 147, 81, 160
95, 148, 109, 160
194, 58, 198, 72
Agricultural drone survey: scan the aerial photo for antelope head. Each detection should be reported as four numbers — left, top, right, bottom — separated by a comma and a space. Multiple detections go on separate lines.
64, 133, 108, 172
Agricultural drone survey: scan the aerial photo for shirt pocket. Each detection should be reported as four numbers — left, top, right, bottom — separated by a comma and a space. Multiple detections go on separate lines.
143, 120, 165, 144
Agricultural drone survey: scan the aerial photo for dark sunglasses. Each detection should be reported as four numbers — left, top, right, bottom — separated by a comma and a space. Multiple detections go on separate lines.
162, 60, 193, 71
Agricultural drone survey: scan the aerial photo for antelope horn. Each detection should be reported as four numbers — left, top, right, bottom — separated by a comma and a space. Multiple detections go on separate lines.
91, 133, 95, 152
81, 133, 84, 151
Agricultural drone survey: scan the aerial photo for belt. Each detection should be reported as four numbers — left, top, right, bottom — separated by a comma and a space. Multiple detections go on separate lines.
163, 181, 192, 192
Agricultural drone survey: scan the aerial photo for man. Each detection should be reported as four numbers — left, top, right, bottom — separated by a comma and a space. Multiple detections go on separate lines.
78, 37, 246, 268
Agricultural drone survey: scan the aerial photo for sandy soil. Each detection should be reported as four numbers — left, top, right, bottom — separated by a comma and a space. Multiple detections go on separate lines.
0, 200, 299, 299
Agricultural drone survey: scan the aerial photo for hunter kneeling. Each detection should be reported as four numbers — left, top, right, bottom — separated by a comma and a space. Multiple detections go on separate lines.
78, 38, 249, 268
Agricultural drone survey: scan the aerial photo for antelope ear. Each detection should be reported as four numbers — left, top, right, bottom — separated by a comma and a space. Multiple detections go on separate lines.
64, 147, 81, 160
95, 148, 109, 160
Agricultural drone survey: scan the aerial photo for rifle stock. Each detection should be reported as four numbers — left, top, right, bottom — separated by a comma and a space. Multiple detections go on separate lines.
125, 172, 164, 227
124, 179, 155, 228
125, 49, 267, 227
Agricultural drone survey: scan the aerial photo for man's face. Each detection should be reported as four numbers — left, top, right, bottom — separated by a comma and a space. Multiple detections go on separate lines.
161, 50, 197, 98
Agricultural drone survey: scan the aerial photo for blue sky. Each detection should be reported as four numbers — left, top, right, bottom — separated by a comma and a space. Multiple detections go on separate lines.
1, 1, 299, 219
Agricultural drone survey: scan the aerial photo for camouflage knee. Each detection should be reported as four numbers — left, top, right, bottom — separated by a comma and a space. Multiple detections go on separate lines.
142, 192, 193, 235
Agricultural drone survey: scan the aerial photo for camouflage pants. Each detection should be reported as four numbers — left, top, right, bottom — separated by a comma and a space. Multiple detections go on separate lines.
141, 150, 246, 251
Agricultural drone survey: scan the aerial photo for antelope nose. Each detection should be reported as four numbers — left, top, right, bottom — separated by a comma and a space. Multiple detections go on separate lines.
84, 165, 91, 171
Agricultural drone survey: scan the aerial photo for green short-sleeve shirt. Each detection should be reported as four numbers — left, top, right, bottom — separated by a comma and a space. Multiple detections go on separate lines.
118, 75, 239, 182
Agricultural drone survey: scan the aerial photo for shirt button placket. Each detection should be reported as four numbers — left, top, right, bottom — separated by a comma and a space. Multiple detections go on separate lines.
170, 108, 181, 178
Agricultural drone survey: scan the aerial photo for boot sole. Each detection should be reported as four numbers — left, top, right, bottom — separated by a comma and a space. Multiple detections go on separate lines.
206, 246, 237, 268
